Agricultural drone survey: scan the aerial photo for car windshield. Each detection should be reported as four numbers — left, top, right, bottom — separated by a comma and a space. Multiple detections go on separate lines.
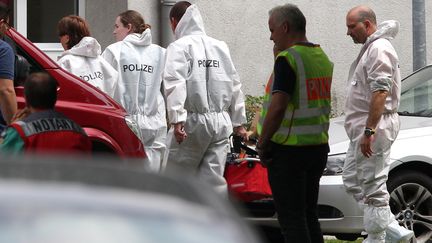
399, 65, 432, 117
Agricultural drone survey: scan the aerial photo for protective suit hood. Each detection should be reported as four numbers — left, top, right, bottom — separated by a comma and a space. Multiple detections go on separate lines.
123, 28, 152, 46
364, 20, 399, 47
348, 20, 399, 82
174, 4, 206, 40
60, 36, 101, 58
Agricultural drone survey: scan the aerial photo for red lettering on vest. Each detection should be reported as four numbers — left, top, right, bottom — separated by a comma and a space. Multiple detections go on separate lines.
306, 77, 331, 100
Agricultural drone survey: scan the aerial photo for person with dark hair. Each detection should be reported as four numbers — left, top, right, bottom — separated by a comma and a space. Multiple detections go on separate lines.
0, 72, 91, 154
102, 10, 167, 172
162, 1, 247, 194
57, 15, 118, 98
256, 3, 333, 243
0, 2, 17, 128
343, 5, 413, 243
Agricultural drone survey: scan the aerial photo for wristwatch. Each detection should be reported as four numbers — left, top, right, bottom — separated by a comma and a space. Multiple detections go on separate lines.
364, 127, 375, 137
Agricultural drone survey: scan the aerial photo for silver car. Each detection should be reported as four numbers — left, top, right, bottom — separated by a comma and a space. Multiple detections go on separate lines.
0, 155, 264, 243
245, 65, 432, 243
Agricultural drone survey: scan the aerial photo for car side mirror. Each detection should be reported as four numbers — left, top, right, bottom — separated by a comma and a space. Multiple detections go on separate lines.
14, 54, 30, 87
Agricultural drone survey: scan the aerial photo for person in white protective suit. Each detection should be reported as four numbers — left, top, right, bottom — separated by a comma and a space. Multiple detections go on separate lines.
343, 6, 414, 243
102, 10, 167, 172
57, 15, 117, 98
163, 1, 248, 194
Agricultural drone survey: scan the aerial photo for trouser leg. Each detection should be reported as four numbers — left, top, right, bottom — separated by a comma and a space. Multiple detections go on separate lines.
268, 158, 310, 243
360, 136, 413, 242
360, 133, 392, 207
355, 138, 392, 242
343, 141, 364, 203
363, 205, 393, 243
164, 124, 208, 174
152, 126, 167, 172
267, 144, 328, 243
143, 126, 167, 172
361, 116, 405, 242
306, 152, 327, 243
140, 127, 158, 172
198, 137, 230, 196
160, 128, 173, 172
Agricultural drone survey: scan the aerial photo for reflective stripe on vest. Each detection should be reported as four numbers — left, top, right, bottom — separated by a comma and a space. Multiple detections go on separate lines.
258, 45, 332, 145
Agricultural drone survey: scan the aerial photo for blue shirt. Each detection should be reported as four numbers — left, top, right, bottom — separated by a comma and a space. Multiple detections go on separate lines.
0, 39, 14, 128
0, 39, 14, 80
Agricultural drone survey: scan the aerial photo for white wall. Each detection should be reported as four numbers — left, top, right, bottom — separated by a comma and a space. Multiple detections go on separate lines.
86, 0, 127, 49
129, 0, 431, 116
128, 0, 161, 44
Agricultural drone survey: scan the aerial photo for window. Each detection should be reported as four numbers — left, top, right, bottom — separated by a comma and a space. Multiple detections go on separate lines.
399, 66, 432, 117
400, 83, 431, 115
27, 0, 79, 43
13, 0, 85, 59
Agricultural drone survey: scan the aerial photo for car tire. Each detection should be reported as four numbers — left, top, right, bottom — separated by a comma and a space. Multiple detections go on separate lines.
387, 170, 432, 243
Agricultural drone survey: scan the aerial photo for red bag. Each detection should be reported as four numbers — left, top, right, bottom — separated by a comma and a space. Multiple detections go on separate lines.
224, 158, 272, 202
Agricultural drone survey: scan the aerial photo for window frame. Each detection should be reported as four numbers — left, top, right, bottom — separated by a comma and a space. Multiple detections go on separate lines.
14, 0, 86, 55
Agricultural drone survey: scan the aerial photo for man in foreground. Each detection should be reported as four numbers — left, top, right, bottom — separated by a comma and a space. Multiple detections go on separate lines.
0, 72, 91, 154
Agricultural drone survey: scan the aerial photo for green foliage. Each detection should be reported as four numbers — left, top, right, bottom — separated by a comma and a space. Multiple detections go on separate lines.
245, 94, 264, 130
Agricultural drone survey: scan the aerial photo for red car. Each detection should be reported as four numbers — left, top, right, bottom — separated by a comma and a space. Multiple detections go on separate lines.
5, 28, 146, 158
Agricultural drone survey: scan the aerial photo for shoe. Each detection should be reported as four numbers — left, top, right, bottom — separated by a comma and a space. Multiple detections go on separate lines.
385, 221, 414, 243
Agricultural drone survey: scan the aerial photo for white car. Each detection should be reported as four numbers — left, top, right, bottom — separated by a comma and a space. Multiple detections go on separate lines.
245, 65, 432, 243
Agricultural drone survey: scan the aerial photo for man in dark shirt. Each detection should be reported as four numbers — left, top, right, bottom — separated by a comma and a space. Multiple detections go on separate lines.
257, 4, 333, 243
273, 54, 296, 95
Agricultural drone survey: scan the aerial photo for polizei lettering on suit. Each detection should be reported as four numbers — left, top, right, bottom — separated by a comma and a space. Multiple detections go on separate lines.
123, 64, 154, 73
197, 59, 220, 68
80, 71, 103, 82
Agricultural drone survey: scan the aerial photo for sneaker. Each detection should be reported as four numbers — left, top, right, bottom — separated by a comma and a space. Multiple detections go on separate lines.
385, 221, 414, 243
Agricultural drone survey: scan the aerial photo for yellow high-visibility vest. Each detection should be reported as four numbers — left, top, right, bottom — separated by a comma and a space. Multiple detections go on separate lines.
257, 44, 333, 145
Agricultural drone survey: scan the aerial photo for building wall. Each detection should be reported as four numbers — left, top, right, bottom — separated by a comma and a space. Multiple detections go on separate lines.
124, 0, 431, 116
128, 0, 161, 45
85, 0, 127, 49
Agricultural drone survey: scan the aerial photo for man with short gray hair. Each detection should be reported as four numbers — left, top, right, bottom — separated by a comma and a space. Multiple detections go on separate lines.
257, 3, 333, 243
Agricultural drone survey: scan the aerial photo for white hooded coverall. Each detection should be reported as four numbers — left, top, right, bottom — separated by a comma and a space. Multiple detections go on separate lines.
343, 21, 402, 242
58, 36, 118, 97
163, 4, 246, 194
102, 29, 167, 172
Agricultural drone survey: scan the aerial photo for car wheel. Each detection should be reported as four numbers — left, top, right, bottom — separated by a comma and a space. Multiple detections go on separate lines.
387, 171, 432, 243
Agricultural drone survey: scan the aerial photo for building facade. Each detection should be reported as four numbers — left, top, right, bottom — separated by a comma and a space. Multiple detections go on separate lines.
6, 0, 432, 116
